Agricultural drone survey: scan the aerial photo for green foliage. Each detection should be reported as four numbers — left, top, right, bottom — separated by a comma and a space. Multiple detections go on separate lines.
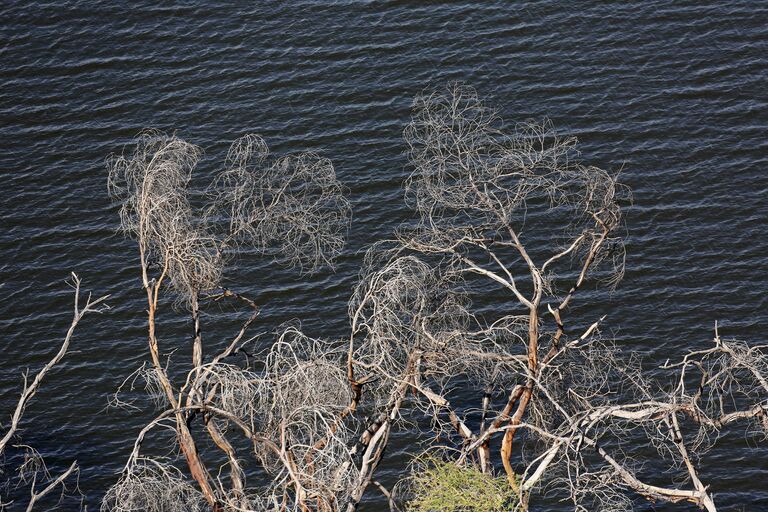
408, 458, 519, 512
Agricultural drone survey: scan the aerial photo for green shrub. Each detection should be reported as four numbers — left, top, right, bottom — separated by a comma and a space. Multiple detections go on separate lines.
408, 458, 519, 512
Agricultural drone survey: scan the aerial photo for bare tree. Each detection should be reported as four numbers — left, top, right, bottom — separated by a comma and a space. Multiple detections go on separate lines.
1, 274, 109, 511
339, 82, 626, 505
343, 84, 767, 511
105, 130, 353, 511
101, 89, 766, 512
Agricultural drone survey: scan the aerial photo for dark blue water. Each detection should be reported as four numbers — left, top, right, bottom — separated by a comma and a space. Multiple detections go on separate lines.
1, 1, 767, 510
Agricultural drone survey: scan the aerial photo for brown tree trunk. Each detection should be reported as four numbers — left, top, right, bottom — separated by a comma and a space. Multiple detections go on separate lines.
145, 285, 217, 508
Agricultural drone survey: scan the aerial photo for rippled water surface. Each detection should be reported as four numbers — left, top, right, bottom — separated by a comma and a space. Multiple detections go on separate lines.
1, 1, 767, 510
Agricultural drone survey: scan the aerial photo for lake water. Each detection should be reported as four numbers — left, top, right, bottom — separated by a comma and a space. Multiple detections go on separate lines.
1, 1, 767, 510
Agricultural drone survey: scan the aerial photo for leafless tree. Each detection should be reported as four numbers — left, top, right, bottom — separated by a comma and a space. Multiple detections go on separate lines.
101, 89, 766, 512
1, 274, 109, 511
105, 130, 353, 511
339, 82, 626, 506
342, 84, 767, 511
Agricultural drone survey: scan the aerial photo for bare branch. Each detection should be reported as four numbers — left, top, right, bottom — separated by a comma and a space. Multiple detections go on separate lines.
0, 273, 109, 454
207, 135, 351, 272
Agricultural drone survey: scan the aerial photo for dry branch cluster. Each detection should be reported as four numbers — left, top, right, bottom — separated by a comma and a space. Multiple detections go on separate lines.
98, 86, 767, 512
103, 129, 354, 512
5, 84, 763, 512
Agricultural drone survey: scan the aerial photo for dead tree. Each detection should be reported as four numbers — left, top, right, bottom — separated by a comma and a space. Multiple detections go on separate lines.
102, 91, 766, 512
342, 82, 624, 506
105, 130, 353, 511
1, 274, 108, 511
345, 84, 766, 511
